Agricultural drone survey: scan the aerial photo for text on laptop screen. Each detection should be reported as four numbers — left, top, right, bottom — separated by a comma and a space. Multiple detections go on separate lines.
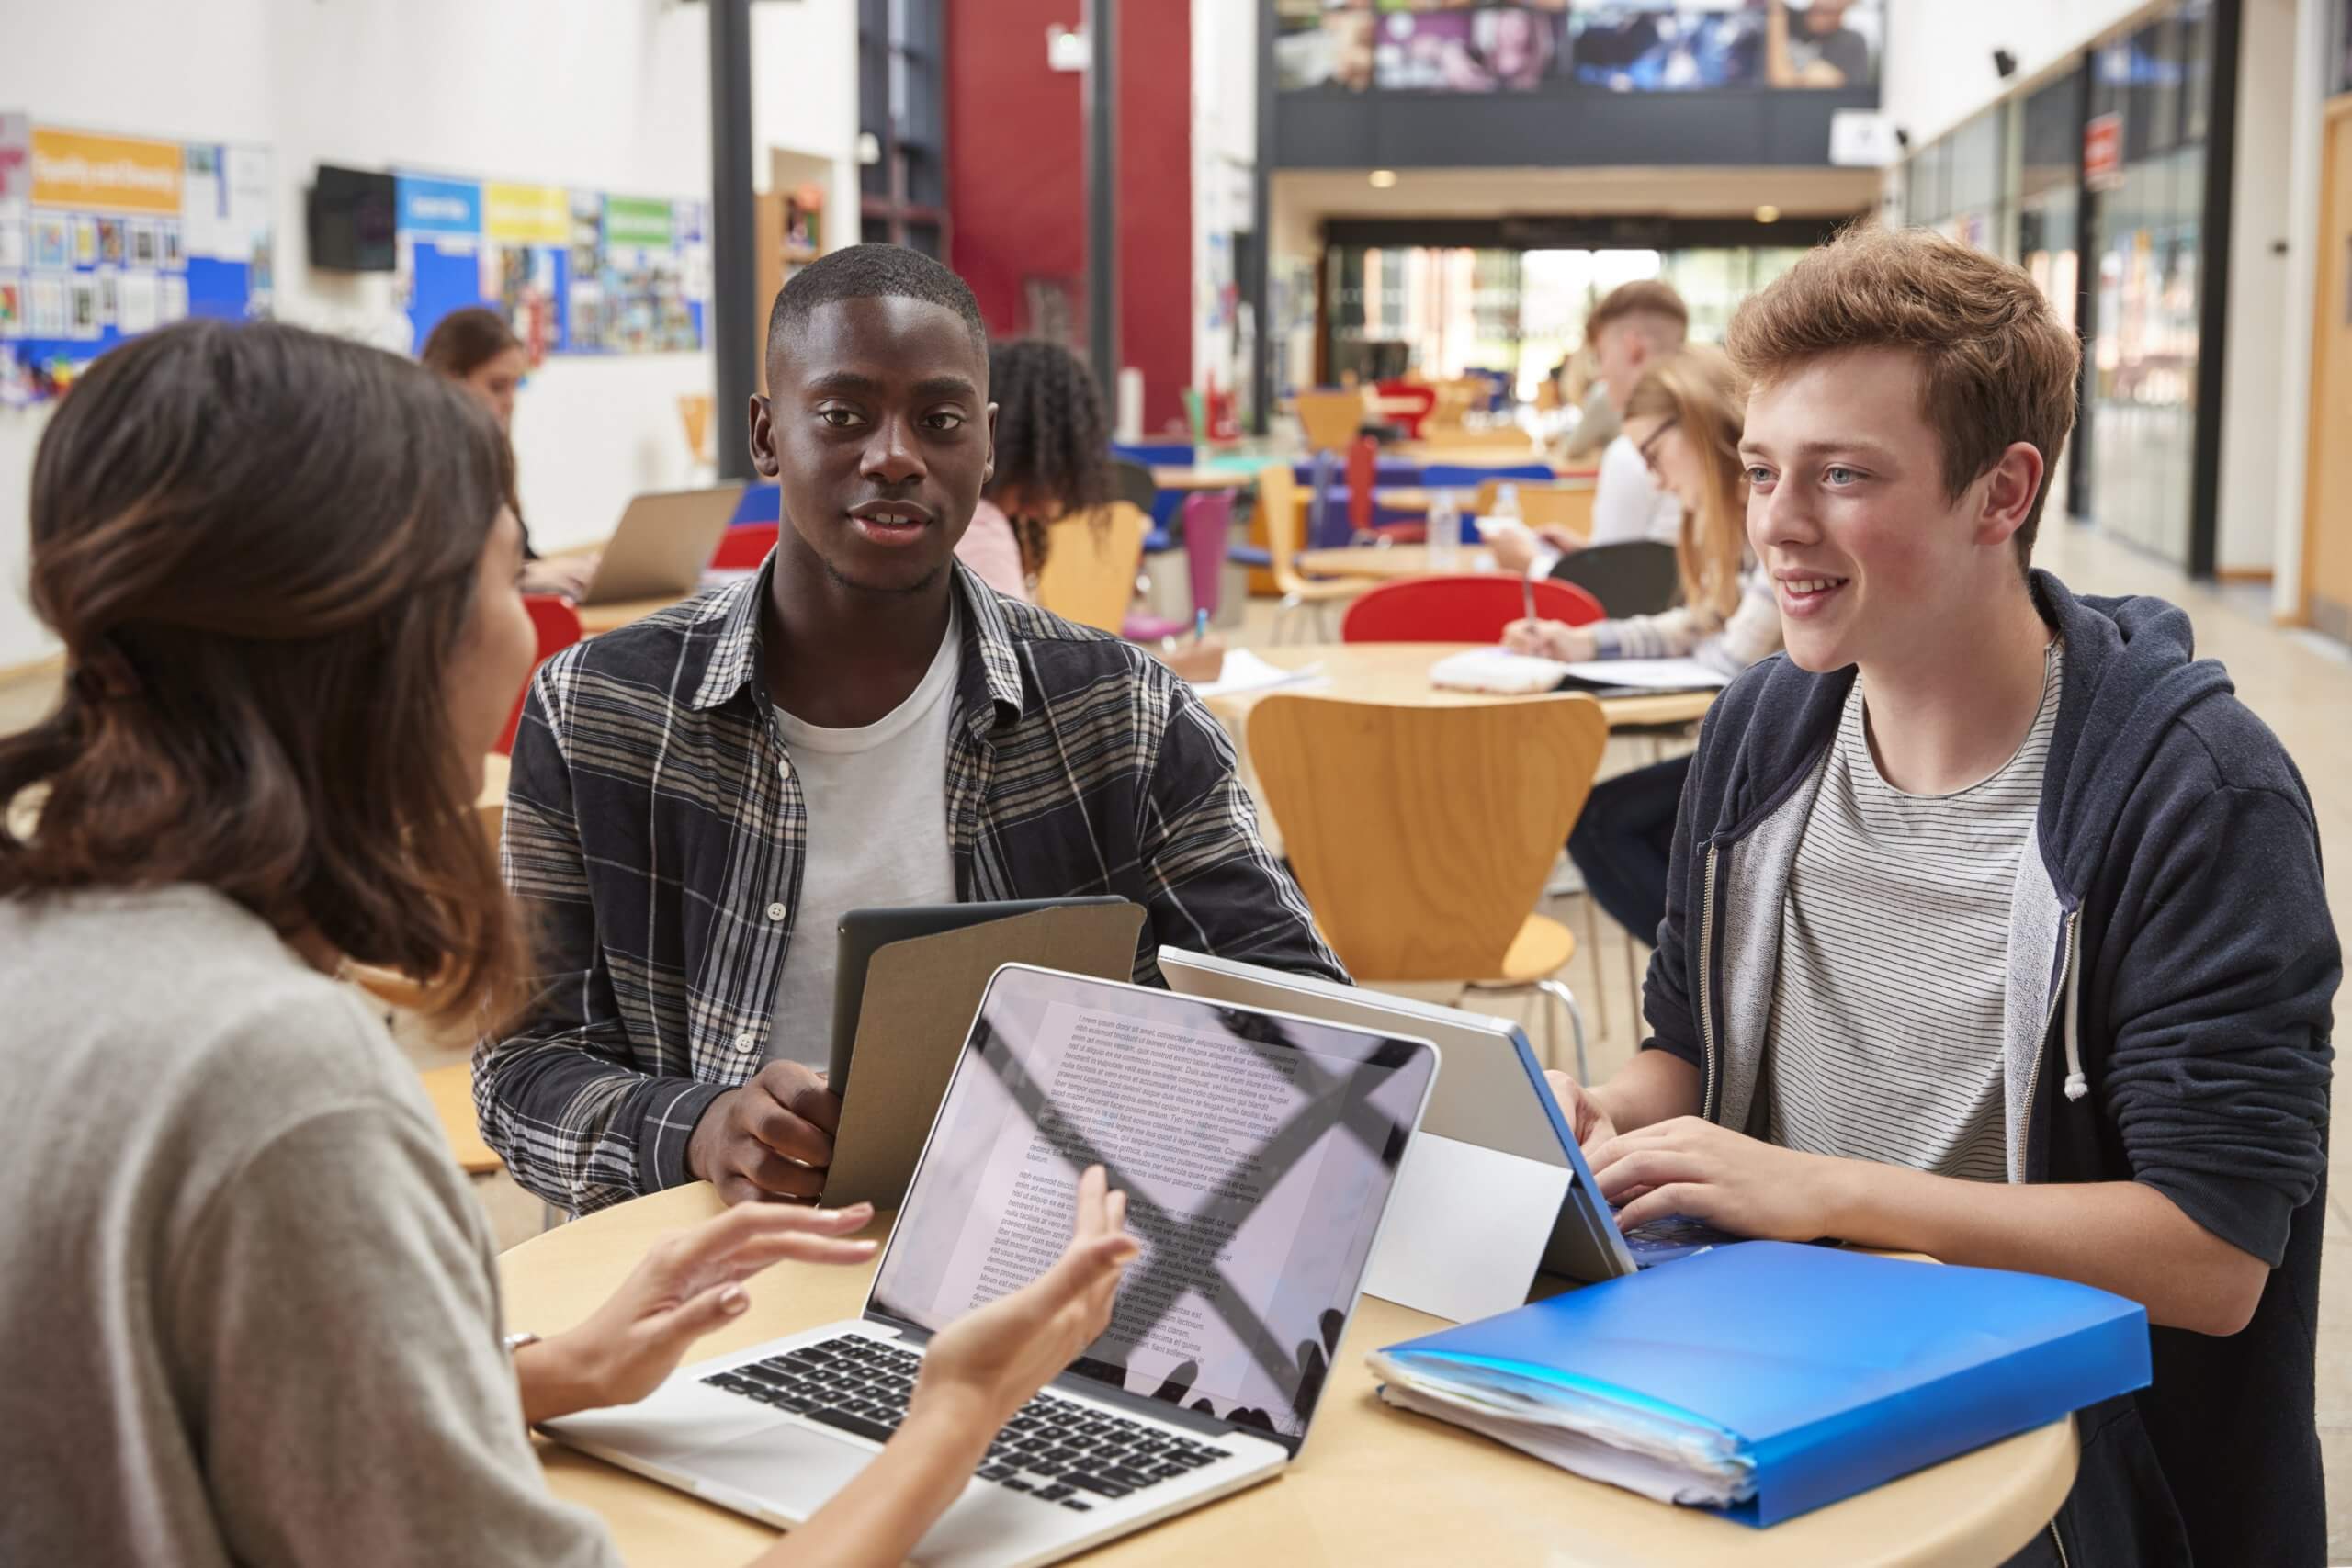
869, 968, 1433, 1442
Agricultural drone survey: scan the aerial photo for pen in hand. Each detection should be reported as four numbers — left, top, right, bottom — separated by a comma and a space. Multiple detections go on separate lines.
1519, 571, 1537, 635
1193, 607, 1210, 645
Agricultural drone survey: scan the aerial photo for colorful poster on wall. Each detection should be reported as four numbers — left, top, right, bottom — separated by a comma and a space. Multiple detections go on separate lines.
1, 117, 272, 406
396, 168, 707, 361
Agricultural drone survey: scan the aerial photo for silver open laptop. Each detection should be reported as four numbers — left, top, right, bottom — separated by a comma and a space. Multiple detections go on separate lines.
1158, 950, 1734, 1295
544, 964, 1439, 1568
578, 484, 744, 604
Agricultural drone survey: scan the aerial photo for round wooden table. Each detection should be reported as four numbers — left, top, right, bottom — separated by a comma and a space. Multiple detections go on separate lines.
1295, 544, 1510, 581
503, 1184, 2077, 1568
1197, 643, 1718, 734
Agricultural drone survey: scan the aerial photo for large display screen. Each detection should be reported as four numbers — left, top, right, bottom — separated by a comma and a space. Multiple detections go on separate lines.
1274, 1, 1882, 95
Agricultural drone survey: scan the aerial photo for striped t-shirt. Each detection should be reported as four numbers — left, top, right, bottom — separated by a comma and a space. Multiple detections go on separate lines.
1758, 639, 2064, 1183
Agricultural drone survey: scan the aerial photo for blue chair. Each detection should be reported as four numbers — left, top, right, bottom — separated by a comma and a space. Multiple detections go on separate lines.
1419, 462, 1554, 491
730, 484, 782, 525
1111, 440, 1193, 468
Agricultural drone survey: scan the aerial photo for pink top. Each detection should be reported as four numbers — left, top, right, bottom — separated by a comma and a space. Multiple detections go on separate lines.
956, 499, 1031, 603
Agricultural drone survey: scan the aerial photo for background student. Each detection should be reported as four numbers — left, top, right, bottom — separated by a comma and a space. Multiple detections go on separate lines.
967, 337, 1116, 599
420, 305, 598, 601
0, 318, 1138, 1568
1504, 346, 1781, 944
1491, 277, 1688, 574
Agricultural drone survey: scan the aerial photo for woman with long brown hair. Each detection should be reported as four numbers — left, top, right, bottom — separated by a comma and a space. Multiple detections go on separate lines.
1504, 344, 1781, 943
419, 305, 599, 601
0, 319, 1134, 1566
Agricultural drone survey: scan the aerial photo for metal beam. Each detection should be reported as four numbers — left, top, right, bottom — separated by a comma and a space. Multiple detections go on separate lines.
709, 0, 757, 479
1250, 0, 1274, 435
1085, 0, 1119, 400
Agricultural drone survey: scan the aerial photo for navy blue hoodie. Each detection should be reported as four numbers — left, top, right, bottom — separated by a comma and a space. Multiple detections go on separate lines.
1640, 572, 2337, 1565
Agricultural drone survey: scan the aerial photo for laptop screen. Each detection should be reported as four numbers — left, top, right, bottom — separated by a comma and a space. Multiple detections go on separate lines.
867, 965, 1436, 1450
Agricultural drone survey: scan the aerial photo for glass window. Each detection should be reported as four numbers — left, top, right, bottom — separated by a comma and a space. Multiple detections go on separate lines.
2084, 0, 2214, 567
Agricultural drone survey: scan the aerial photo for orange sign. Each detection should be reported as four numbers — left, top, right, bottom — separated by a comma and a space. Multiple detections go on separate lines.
2083, 112, 2124, 194
29, 127, 182, 215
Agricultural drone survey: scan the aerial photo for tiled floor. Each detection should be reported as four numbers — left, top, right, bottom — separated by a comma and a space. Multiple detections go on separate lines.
6, 517, 2349, 1548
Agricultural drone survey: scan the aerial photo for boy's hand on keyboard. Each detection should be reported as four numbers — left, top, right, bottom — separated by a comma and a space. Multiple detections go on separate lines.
520, 1201, 878, 1424
1587, 1117, 1841, 1241
909, 1165, 1139, 1435
1544, 1069, 1620, 1152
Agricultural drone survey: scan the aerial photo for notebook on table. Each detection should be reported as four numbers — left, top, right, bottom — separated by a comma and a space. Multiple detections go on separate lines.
1370, 1241, 2150, 1526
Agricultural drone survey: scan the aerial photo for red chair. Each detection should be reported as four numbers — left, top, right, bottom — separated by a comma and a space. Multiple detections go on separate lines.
1374, 379, 1438, 438
711, 522, 780, 570
495, 594, 585, 755
1340, 575, 1603, 645
1346, 434, 1424, 546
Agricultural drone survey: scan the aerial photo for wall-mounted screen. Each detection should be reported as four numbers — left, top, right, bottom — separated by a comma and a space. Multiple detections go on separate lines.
1274, 1, 1881, 96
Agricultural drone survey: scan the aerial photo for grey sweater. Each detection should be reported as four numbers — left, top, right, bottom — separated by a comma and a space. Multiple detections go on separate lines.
0, 886, 619, 1567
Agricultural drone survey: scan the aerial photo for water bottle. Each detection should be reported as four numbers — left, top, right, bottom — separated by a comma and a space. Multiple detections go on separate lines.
1492, 483, 1522, 535
1428, 489, 1462, 571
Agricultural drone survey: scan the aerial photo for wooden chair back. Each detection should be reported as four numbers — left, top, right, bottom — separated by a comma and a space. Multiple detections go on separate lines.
1474, 480, 1598, 536
1035, 502, 1148, 633
1295, 388, 1370, 452
1255, 464, 1317, 596
1248, 694, 1608, 981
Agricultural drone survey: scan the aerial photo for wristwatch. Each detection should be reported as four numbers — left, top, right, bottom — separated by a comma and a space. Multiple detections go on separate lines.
503, 1330, 542, 1355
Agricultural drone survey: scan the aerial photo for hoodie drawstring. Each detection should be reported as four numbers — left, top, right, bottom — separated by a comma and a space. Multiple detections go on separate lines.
2061, 933, 2088, 1101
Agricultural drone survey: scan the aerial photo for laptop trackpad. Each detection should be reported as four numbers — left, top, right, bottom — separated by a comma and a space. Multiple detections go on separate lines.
678, 1423, 877, 1517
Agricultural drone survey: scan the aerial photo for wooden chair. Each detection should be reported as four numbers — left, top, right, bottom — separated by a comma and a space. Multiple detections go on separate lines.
1035, 502, 1148, 634
1295, 388, 1371, 452
1250, 693, 1608, 1077
1475, 479, 1597, 537
421, 1062, 502, 1177
1259, 464, 1376, 643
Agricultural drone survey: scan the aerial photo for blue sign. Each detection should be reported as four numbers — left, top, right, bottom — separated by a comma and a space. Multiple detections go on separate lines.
396, 175, 481, 238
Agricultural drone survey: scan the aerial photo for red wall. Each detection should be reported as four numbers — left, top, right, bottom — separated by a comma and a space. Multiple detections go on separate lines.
946, 0, 1193, 435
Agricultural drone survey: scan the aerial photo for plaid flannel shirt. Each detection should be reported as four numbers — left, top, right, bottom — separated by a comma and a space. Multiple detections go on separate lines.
475, 560, 1343, 1213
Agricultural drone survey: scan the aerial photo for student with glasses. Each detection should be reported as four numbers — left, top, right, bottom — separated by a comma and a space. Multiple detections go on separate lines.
1503, 345, 1781, 944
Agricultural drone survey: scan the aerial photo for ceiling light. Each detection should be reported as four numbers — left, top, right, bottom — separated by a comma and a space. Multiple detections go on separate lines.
1755, 204, 1781, 223
1369, 169, 1399, 189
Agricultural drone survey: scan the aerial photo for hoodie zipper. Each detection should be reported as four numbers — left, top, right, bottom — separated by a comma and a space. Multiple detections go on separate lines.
1698, 841, 1721, 1120
2048, 1521, 2070, 1568
2019, 909, 2080, 1181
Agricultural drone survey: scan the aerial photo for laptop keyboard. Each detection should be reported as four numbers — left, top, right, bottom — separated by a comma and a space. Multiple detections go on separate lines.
702, 1333, 1233, 1513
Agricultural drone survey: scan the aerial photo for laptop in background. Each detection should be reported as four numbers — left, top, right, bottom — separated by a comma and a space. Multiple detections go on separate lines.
545, 964, 1439, 1568
578, 484, 744, 605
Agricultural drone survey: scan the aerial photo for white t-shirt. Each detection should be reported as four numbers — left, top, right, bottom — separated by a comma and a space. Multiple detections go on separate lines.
765, 604, 962, 1067
1589, 434, 1684, 547
1530, 433, 1683, 574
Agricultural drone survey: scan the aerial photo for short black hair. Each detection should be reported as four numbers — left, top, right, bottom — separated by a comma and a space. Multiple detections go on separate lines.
765, 243, 988, 361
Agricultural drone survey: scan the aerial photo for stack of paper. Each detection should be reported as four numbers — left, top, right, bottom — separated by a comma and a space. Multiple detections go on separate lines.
1372, 1354, 1755, 1508
1192, 649, 1327, 701
1428, 647, 1573, 694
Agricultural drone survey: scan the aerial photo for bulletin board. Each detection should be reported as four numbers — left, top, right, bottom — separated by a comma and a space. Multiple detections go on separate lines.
396, 169, 709, 363
0, 116, 275, 406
